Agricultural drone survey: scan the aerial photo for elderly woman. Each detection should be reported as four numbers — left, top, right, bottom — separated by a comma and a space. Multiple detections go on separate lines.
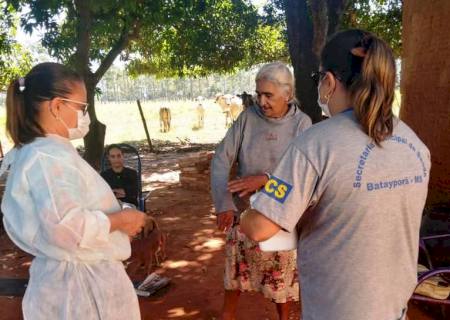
211, 62, 311, 320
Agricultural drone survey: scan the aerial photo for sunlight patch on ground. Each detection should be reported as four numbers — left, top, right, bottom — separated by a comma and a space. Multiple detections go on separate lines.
201, 238, 225, 250
196, 253, 213, 261
165, 260, 190, 268
189, 237, 225, 252
160, 216, 182, 222
167, 307, 200, 318
143, 171, 180, 183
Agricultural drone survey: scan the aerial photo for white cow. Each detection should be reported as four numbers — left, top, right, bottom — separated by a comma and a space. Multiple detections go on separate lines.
215, 94, 243, 127
194, 96, 205, 129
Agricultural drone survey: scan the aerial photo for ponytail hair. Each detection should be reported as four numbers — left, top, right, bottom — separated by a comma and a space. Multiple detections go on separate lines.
6, 62, 83, 147
321, 29, 396, 145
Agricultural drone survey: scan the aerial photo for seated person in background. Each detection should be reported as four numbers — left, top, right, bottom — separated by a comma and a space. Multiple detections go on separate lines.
101, 144, 139, 207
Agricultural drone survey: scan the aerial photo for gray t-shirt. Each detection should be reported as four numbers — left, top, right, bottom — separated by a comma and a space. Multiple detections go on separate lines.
251, 110, 430, 320
211, 104, 312, 214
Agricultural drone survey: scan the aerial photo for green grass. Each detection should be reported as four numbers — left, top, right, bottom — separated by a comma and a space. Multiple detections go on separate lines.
96, 99, 228, 147
0, 99, 229, 153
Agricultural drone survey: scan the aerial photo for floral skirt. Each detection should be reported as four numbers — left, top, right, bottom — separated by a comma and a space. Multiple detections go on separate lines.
224, 225, 299, 303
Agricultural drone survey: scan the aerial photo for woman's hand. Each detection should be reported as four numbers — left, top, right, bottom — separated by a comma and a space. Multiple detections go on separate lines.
109, 209, 147, 237
227, 174, 269, 197
217, 210, 235, 232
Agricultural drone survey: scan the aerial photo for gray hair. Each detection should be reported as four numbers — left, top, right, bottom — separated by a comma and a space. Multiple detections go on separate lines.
255, 62, 295, 101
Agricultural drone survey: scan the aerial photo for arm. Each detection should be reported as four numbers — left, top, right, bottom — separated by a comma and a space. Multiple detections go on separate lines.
240, 144, 320, 241
210, 114, 245, 214
26, 154, 144, 252
108, 208, 146, 236
211, 114, 246, 231
240, 208, 281, 241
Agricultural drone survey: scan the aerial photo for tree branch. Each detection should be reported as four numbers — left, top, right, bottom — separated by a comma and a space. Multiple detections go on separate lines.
73, 0, 92, 77
93, 21, 141, 84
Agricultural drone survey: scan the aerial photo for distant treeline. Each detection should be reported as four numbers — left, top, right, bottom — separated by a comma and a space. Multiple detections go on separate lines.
97, 66, 260, 102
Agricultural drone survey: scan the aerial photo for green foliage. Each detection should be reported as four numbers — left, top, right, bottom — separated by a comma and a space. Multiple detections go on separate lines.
7, 0, 286, 79
342, 0, 402, 56
0, 1, 32, 91
264, 0, 402, 57
127, 0, 288, 78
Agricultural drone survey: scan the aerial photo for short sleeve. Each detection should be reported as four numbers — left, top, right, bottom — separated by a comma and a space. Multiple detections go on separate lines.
250, 144, 319, 232
26, 152, 111, 252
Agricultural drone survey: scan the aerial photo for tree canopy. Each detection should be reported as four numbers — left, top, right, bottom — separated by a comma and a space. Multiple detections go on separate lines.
0, 1, 32, 91
126, 1, 287, 78
342, 0, 402, 56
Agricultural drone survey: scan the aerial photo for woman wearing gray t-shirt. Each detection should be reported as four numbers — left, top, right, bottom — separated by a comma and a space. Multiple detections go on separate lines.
241, 30, 430, 320
211, 62, 311, 320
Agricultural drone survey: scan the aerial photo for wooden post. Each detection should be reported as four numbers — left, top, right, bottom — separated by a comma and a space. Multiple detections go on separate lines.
136, 99, 154, 152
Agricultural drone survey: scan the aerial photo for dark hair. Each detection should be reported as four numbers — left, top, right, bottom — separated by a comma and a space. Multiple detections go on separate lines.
321, 29, 396, 145
6, 62, 83, 147
106, 144, 123, 155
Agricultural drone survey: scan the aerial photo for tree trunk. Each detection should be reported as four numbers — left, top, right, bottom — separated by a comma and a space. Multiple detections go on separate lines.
285, 0, 321, 123
284, 0, 348, 124
83, 78, 106, 170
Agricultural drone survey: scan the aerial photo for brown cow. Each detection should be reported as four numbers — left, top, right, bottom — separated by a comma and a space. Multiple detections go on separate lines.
159, 107, 171, 133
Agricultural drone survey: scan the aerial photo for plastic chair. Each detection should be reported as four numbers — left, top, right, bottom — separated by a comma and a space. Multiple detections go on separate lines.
100, 143, 150, 212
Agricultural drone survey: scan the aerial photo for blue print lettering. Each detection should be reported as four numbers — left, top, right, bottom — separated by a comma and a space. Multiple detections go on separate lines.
353, 135, 426, 190
353, 142, 375, 188
416, 151, 428, 178
367, 178, 409, 191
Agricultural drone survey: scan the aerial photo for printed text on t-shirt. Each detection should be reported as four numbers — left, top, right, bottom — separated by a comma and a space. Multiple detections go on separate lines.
353, 135, 428, 190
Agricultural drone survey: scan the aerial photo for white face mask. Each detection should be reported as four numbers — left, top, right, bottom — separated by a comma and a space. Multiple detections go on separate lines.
59, 109, 91, 140
317, 81, 332, 118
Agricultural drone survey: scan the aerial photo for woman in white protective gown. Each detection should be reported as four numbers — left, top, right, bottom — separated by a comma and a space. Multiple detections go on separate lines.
0, 62, 146, 320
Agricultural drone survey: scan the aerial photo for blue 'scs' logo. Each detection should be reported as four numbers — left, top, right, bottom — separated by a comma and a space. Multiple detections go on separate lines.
261, 176, 292, 204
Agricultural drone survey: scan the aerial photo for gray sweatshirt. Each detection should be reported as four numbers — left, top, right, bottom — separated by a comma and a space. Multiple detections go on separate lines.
211, 104, 312, 214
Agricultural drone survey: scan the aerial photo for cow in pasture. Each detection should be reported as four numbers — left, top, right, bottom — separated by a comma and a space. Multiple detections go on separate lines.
215, 94, 243, 127
194, 96, 205, 129
159, 107, 171, 133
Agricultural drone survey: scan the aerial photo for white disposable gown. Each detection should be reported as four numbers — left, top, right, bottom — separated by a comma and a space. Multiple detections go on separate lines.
0, 135, 140, 320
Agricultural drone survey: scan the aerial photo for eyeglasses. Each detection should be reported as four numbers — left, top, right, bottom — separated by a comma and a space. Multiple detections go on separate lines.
310, 71, 327, 84
60, 98, 89, 115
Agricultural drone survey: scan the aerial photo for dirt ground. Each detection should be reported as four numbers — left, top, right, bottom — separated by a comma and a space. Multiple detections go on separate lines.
0, 148, 443, 320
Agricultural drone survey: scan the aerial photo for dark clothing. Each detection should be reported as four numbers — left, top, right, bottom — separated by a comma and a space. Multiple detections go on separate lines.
101, 167, 138, 207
